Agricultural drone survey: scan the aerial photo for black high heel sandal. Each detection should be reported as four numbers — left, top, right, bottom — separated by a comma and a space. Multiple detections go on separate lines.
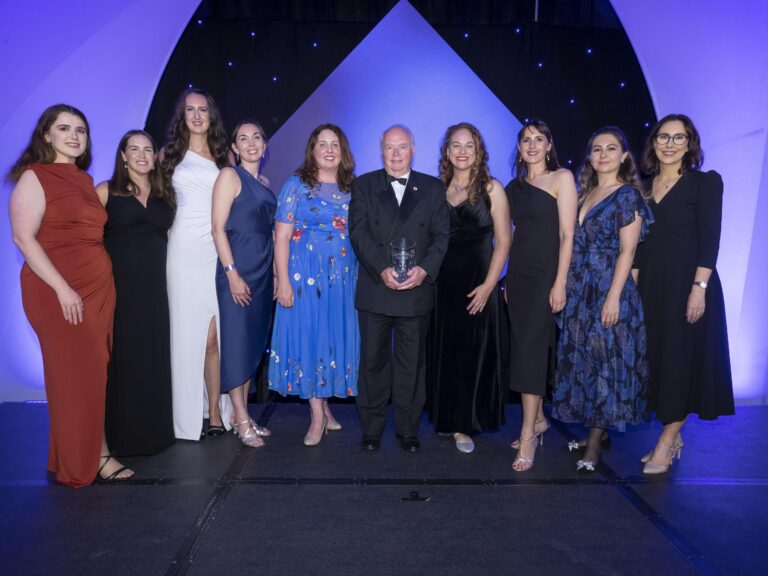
96, 455, 134, 483
568, 431, 611, 452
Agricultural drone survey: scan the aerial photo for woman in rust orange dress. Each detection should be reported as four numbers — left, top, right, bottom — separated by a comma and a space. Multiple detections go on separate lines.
8, 104, 133, 487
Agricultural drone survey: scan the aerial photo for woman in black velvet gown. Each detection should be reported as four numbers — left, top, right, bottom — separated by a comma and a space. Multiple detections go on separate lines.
506, 120, 577, 471
427, 123, 510, 453
635, 114, 734, 474
97, 130, 175, 456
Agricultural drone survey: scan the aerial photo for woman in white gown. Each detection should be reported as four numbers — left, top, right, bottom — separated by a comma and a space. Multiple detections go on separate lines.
162, 89, 233, 440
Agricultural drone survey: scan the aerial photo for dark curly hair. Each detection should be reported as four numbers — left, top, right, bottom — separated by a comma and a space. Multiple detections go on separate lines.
108, 130, 175, 211
577, 126, 641, 201
160, 88, 229, 182
7, 104, 92, 183
296, 124, 355, 192
512, 119, 560, 184
438, 122, 491, 204
641, 113, 704, 176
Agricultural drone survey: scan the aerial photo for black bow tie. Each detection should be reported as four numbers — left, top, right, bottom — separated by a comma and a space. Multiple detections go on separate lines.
387, 174, 408, 186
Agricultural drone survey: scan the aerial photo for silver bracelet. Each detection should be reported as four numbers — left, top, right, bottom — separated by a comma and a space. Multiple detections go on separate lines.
224, 263, 236, 272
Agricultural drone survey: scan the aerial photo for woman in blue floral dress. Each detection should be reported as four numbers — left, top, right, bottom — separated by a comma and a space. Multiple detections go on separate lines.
553, 126, 653, 472
268, 124, 358, 445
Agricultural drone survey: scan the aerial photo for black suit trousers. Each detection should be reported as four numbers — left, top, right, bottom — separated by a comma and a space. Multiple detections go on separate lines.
356, 310, 429, 438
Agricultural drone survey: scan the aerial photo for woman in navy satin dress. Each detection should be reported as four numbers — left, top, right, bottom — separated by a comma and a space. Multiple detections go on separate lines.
212, 121, 276, 447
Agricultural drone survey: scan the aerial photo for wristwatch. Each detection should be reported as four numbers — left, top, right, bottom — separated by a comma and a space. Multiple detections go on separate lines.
693, 280, 707, 289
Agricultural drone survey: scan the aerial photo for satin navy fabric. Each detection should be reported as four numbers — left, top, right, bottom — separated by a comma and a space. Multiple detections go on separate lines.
216, 167, 276, 393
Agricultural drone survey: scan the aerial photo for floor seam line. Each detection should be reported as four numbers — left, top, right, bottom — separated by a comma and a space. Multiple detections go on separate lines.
162, 402, 273, 576
548, 417, 722, 576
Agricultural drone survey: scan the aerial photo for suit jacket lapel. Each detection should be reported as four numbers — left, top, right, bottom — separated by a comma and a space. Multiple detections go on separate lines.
377, 171, 399, 225
396, 173, 422, 225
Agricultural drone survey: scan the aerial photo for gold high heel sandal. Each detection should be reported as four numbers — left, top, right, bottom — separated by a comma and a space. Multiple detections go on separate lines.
230, 418, 271, 437
642, 437, 683, 475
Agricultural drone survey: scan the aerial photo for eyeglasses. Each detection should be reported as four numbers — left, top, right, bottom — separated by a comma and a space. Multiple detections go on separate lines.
655, 133, 688, 146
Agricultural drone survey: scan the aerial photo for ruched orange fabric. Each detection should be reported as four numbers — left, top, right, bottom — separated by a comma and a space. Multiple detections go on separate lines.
20, 163, 115, 488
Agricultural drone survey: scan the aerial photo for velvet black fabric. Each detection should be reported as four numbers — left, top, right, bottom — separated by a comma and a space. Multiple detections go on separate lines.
428, 197, 504, 434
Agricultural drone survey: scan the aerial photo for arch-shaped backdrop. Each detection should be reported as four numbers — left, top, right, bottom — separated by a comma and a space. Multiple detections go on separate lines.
1, 0, 765, 403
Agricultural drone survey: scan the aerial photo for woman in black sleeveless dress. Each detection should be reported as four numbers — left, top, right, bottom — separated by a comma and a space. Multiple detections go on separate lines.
428, 123, 511, 453
97, 130, 175, 456
635, 114, 734, 474
506, 120, 577, 471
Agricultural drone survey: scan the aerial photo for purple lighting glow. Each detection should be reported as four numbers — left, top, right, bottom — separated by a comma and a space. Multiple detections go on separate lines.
0, 0, 201, 400
0, 0, 765, 403
612, 0, 768, 402
264, 1, 522, 191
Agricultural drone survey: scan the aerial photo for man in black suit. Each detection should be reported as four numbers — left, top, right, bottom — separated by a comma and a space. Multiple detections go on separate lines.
349, 125, 449, 452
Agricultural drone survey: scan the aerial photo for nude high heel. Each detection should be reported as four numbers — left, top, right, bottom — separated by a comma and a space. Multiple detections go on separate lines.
641, 434, 682, 464
642, 437, 683, 475
304, 415, 328, 446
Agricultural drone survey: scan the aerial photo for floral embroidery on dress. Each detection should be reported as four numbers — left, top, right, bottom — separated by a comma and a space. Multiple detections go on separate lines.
268, 176, 359, 399
332, 215, 347, 232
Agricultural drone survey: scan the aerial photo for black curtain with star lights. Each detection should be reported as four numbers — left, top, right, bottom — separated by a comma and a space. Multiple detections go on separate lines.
145, 0, 655, 174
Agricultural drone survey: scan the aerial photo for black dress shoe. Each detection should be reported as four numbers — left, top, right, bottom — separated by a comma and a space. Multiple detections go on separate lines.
362, 436, 381, 451
207, 422, 226, 437
399, 436, 420, 452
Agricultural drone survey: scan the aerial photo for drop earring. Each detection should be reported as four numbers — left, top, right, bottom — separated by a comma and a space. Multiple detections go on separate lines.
235, 153, 241, 164
546, 152, 550, 162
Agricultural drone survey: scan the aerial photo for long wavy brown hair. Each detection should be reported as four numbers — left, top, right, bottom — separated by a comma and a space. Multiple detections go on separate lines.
513, 119, 561, 184
296, 124, 355, 192
7, 104, 92, 183
108, 130, 175, 211
641, 113, 704, 176
438, 122, 491, 204
577, 126, 641, 202
160, 88, 229, 181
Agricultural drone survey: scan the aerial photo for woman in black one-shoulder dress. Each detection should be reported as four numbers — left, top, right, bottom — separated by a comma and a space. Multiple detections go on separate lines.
635, 114, 734, 475
98, 130, 175, 456
506, 120, 577, 472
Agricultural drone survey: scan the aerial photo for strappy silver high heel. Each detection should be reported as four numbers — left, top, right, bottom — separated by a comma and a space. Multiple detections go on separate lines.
511, 418, 549, 450
233, 419, 265, 448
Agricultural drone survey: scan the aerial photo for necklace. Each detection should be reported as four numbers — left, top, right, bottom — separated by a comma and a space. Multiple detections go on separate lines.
452, 181, 470, 193
656, 174, 680, 190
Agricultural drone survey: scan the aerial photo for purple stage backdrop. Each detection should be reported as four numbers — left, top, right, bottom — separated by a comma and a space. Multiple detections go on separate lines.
1, 1, 766, 404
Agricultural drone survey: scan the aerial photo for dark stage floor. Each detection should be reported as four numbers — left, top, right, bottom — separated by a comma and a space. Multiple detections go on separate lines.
0, 401, 763, 576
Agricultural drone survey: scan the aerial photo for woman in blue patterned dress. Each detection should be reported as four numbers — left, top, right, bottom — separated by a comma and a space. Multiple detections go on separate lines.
552, 126, 653, 473
268, 124, 358, 445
